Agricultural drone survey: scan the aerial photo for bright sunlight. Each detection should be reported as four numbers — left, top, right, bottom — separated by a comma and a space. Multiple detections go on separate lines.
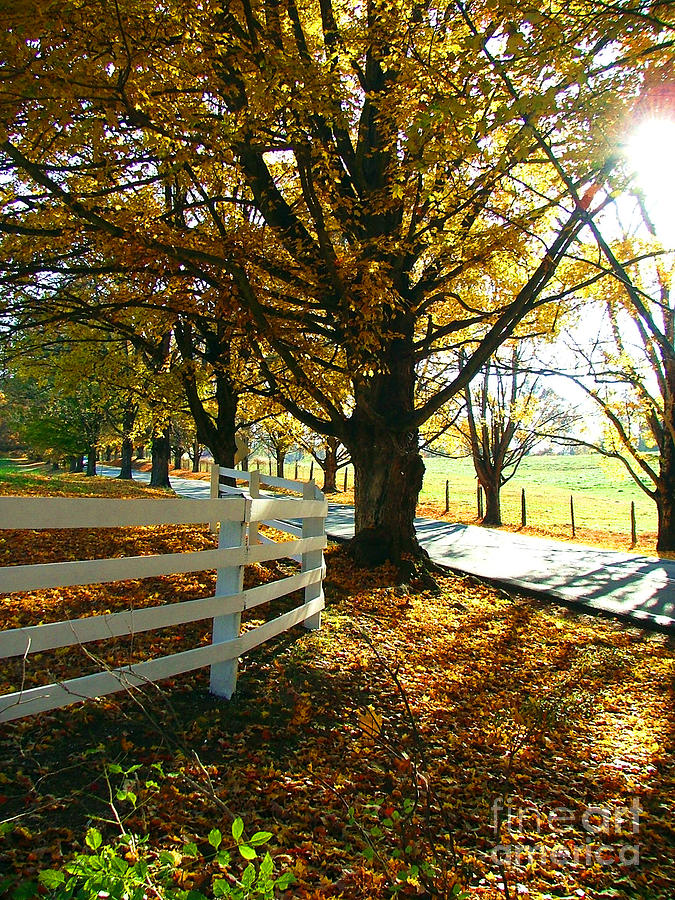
627, 117, 675, 247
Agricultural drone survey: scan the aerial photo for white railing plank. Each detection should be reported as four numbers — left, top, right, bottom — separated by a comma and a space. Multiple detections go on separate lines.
235, 597, 325, 656
0, 497, 247, 530
258, 534, 301, 563
218, 467, 305, 494
0, 568, 323, 658
249, 497, 327, 522
0, 536, 326, 594
0, 596, 325, 723
260, 519, 303, 538
0, 642, 225, 722
0, 547, 228, 593
246, 535, 325, 564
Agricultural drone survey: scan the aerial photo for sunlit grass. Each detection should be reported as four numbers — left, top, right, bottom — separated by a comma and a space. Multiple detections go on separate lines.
0, 466, 172, 499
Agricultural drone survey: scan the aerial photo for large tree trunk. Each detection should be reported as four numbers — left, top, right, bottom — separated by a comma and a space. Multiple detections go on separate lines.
348, 431, 424, 565
85, 445, 97, 477
344, 325, 424, 564
656, 494, 675, 551
150, 427, 172, 488
480, 478, 502, 527
322, 437, 340, 494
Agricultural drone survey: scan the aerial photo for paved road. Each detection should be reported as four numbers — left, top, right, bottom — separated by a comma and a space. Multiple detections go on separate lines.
98, 467, 675, 631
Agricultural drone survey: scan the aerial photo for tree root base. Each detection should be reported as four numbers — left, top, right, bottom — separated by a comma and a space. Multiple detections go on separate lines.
397, 553, 450, 595
347, 528, 451, 594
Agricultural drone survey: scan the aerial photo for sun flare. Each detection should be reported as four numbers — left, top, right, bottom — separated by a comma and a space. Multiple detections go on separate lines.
627, 117, 675, 246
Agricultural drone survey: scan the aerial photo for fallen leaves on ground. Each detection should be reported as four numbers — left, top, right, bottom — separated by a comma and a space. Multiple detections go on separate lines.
0, 471, 172, 500
0, 476, 673, 899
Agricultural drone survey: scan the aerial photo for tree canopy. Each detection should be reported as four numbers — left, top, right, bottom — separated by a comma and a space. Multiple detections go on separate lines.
1, 0, 673, 560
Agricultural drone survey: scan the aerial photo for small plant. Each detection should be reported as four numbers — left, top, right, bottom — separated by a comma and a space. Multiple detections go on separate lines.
346, 797, 467, 898
3, 817, 292, 900
574, 644, 633, 677
206, 818, 294, 900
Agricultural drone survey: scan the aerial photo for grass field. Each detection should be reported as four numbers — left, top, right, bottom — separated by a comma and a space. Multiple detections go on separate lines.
0, 458, 25, 471
419, 452, 658, 546
0, 463, 171, 499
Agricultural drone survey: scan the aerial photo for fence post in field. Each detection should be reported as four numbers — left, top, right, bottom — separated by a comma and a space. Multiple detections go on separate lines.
249, 469, 260, 547
343, 468, 348, 492
477, 484, 484, 519
309, 461, 314, 481
209, 463, 220, 533
302, 480, 324, 630
631, 501, 637, 546
209, 497, 248, 699
570, 495, 576, 538
521, 488, 527, 527
445, 479, 449, 514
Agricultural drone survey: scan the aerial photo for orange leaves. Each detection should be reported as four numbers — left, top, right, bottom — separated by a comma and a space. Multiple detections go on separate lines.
0, 470, 674, 900
290, 694, 313, 728
356, 706, 383, 745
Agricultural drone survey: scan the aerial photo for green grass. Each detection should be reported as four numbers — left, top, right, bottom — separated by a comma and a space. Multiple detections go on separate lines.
0, 458, 26, 472
250, 450, 659, 541
419, 452, 658, 541
278, 451, 660, 544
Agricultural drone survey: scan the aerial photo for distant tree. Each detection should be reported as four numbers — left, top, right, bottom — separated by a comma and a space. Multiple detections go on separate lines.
295, 430, 350, 494
255, 412, 298, 479
187, 438, 204, 473
460, 348, 576, 526
0, 378, 25, 453
6, 370, 104, 471
2, 330, 124, 472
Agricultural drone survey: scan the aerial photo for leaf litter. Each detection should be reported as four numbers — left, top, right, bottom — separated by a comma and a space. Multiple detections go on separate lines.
0, 478, 673, 898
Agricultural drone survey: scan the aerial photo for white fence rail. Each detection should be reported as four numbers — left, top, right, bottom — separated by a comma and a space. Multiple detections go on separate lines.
0, 484, 327, 723
211, 465, 315, 559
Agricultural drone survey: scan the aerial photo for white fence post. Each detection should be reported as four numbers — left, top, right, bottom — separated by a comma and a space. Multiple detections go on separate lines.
209, 463, 220, 533
209, 497, 249, 698
302, 480, 324, 630
249, 469, 260, 547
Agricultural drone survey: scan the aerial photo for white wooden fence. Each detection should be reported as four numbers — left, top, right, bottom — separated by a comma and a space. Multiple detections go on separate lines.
211, 465, 319, 558
0, 480, 327, 723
